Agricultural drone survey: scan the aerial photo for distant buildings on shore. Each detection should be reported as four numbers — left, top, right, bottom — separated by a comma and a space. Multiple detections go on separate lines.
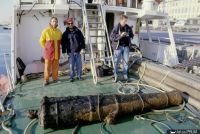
158, 0, 200, 21
149, 0, 200, 32
0, 22, 11, 26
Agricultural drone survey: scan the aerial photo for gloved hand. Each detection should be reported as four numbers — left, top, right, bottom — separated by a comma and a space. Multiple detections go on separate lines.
80, 49, 86, 54
63, 53, 68, 60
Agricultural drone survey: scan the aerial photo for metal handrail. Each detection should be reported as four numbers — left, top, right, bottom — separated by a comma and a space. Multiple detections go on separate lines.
0, 53, 14, 112
3, 54, 13, 93
99, 4, 115, 70
82, 0, 98, 84
0, 53, 14, 92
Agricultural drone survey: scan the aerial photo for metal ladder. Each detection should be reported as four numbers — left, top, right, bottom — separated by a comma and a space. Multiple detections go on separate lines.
82, 1, 115, 84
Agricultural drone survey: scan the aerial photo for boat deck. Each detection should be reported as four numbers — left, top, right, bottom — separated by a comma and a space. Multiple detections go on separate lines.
1, 73, 200, 134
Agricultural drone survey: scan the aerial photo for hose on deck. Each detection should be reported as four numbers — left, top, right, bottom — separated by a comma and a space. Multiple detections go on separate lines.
23, 118, 38, 134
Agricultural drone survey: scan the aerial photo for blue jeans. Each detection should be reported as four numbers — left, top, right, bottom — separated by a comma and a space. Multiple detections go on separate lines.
114, 46, 129, 77
69, 52, 82, 79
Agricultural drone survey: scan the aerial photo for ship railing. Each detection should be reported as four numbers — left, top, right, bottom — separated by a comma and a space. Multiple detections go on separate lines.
72, 0, 104, 4
140, 35, 170, 45
0, 53, 14, 112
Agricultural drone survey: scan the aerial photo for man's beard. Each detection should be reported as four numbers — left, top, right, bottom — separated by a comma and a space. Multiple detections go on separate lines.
69, 26, 73, 30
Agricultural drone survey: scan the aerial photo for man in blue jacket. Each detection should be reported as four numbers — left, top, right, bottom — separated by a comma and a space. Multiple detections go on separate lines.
110, 14, 134, 82
61, 17, 85, 82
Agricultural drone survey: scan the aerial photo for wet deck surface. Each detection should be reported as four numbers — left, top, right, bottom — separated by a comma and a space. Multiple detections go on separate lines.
1, 73, 200, 134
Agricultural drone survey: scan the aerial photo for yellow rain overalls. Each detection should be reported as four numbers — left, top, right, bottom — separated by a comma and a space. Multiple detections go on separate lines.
39, 26, 62, 82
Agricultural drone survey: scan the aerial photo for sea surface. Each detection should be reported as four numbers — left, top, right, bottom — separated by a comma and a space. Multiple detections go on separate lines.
0, 26, 11, 75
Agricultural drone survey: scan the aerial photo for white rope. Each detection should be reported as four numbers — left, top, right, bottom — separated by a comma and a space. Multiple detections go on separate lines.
157, 70, 171, 89
117, 61, 168, 94
117, 81, 138, 94
136, 62, 147, 91
87, 96, 93, 121
1, 121, 13, 134
164, 93, 169, 107
137, 94, 145, 112
72, 124, 80, 134
23, 119, 38, 134
97, 95, 102, 121
135, 115, 172, 130
152, 100, 185, 113
124, 82, 165, 93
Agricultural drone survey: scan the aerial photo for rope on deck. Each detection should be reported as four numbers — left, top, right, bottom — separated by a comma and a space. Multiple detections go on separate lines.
117, 61, 166, 94
1, 121, 13, 134
0, 107, 15, 134
100, 122, 115, 134
23, 119, 38, 134
72, 124, 80, 134
135, 115, 172, 133
116, 61, 189, 134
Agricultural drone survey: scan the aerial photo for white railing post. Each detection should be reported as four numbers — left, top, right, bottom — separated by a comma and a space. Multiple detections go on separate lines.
166, 15, 179, 65
156, 36, 161, 62
11, 6, 17, 86
145, 19, 152, 42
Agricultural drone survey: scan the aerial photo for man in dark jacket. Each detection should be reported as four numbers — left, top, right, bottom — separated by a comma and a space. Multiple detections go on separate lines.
61, 17, 85, 82
110, 14, 134, 82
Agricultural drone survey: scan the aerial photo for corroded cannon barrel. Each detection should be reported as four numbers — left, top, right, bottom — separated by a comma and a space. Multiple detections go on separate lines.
38, 91, 182, 129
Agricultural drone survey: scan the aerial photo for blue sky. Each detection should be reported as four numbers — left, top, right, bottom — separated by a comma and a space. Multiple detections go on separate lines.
0, 0, 13, 22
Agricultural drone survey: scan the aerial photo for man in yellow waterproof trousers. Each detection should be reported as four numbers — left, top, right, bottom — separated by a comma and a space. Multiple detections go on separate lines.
40, 17, 62, 86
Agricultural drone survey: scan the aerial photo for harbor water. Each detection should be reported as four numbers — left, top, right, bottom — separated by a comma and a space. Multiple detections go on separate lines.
0, 26, 11, 74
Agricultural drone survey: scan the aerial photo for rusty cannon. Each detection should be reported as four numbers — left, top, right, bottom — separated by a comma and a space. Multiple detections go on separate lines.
28, 91, 183, 129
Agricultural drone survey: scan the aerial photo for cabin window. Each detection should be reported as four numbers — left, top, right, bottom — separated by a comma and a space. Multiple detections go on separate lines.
148, 21, 153, 24
131, 0, 142, 8
116, 0, 127, 7
105, 0, 113, 5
